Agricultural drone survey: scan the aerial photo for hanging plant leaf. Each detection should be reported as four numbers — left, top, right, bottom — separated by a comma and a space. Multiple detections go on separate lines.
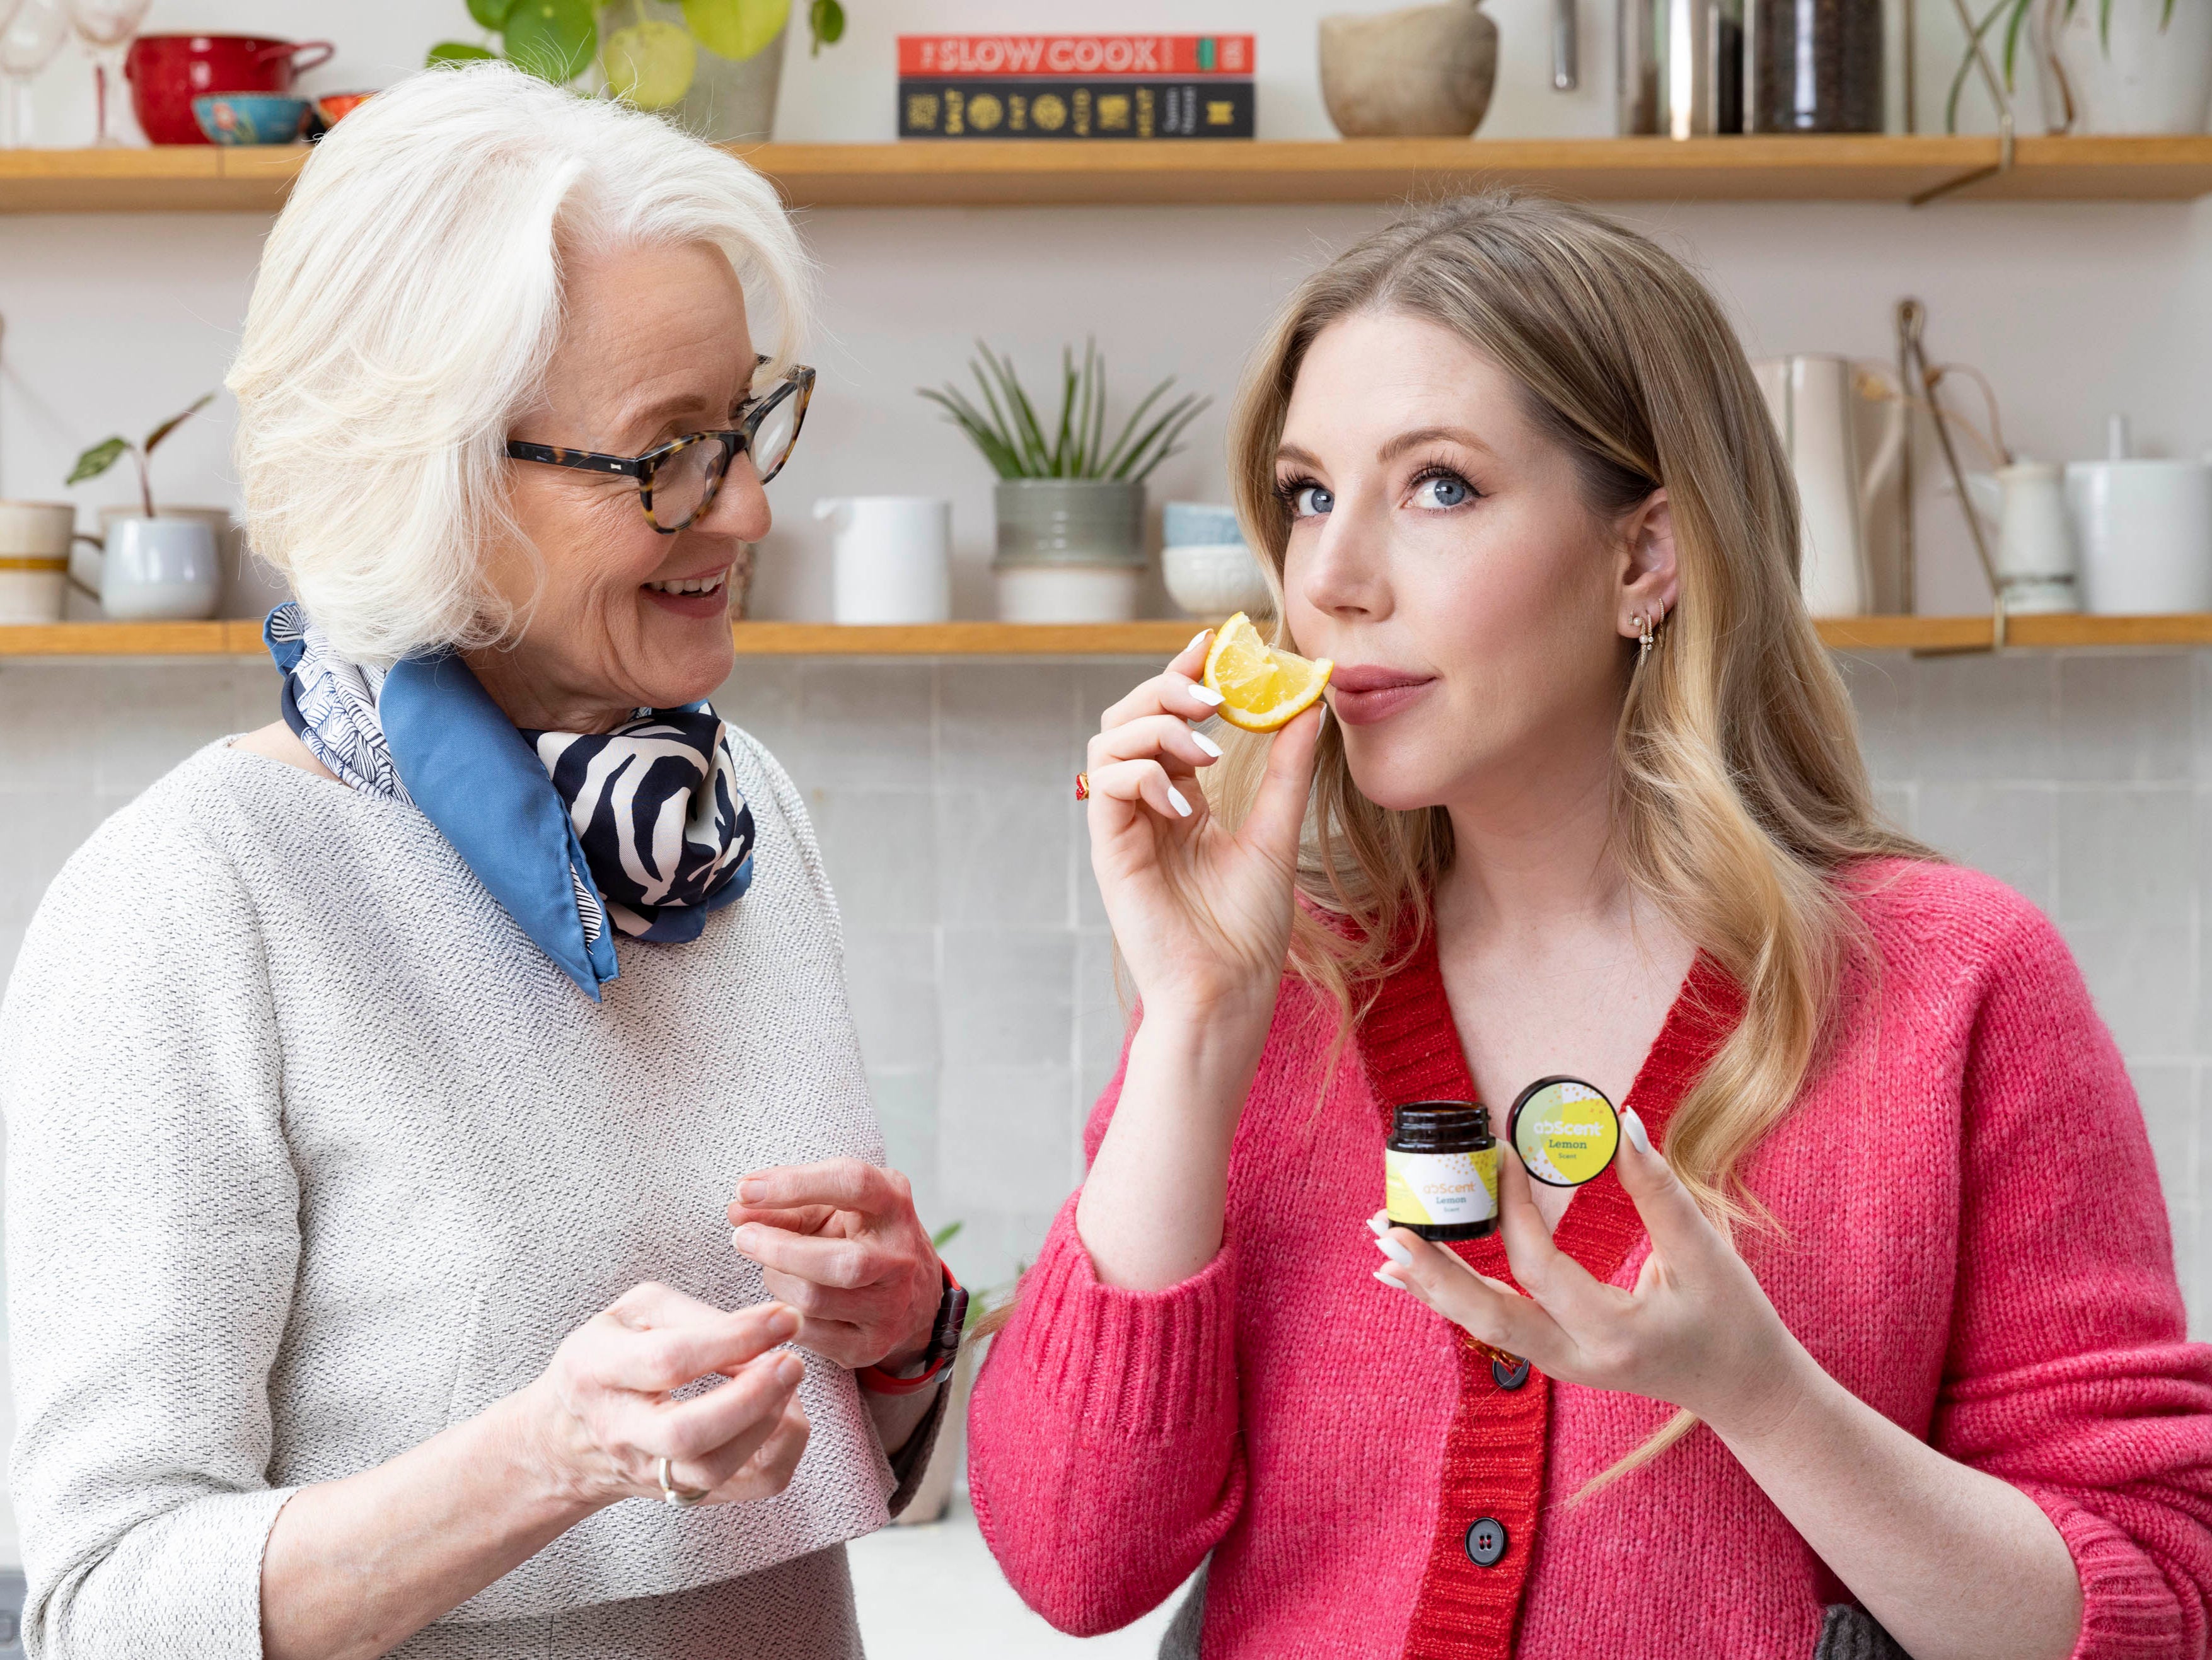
603, 17, 698, 109
467, 0, 519, 30
142, 393, 216, 457
503, 0, 598, 83
67, 437, 130, 487
808, 0, 844, 55
426, 40, 499, 64
681, 0, 790, 62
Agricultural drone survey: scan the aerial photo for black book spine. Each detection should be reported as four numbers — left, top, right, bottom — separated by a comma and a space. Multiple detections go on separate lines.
897, 78, 1255, 139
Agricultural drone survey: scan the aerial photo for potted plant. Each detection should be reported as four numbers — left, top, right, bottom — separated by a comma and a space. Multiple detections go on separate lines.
920, 340, 1208, 624
1948, 0, 2208, 136
66, 393, 226, 621
429, 0, 847, 142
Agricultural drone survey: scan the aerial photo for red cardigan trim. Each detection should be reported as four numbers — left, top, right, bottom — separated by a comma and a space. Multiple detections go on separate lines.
1358, 924, 1743, 1660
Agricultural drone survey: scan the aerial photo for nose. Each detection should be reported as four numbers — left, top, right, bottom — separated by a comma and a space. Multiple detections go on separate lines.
693, 453, 772, 543
1292, 490, 1390, 622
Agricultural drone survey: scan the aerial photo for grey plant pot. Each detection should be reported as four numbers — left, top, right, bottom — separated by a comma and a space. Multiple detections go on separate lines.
992, 479, 1146, 569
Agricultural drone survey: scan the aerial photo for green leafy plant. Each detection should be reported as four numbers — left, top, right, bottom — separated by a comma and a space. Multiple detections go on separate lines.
1947, 0, 2177, 132
920, 339, 1210, 484
66, 393, 216, 519
430, 0, 841, 91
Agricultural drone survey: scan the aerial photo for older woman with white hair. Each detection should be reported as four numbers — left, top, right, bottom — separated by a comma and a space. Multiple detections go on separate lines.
0, 66, 963, 1659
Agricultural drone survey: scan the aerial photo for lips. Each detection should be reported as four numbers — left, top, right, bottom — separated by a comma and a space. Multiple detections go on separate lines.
1328, 664, 1437, 726
641, 563, 733, 620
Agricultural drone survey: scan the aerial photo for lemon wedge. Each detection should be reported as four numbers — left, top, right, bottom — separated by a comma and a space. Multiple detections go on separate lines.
1202, 612, 1333, 734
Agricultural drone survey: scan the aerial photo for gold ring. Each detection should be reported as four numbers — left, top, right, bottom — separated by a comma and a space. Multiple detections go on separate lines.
656, 1454, 710, 1508
1075, 772, 1090, 801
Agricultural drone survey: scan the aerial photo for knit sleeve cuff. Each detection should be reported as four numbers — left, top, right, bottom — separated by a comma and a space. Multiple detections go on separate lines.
999, 1194, 1237, 1441
2017, 1483, 2191, 1659
26, 1485, 298, 1657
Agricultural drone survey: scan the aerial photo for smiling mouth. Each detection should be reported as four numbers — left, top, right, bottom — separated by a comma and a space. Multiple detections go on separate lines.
644, 567, 729, 597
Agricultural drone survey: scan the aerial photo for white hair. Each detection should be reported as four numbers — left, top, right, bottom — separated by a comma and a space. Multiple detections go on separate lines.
227, 63, 813, 666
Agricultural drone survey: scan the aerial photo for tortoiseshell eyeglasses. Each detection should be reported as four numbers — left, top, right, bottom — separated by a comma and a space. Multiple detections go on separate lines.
505, 356, 815, 533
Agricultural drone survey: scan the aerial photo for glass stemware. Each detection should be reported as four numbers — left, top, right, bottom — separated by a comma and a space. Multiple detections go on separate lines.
64, 0, 149, 147
0, 0, 66, 149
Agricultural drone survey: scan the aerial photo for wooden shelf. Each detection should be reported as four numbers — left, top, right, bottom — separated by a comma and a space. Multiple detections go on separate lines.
6, 135, 2212, 214
7, 615, 2212, 658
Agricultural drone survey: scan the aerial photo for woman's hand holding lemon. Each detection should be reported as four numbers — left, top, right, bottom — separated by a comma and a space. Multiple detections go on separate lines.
1077, 618, 1331, 1292
1084, 618, 1329, 1024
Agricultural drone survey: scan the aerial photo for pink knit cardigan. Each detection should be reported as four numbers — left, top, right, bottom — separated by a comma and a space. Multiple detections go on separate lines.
967, 860, 2212, 1657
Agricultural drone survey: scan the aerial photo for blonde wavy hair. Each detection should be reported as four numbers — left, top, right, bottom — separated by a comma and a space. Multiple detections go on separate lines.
1215, 192, 1925, 1485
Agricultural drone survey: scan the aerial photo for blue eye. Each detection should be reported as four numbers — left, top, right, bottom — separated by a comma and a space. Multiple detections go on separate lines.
1292, 484, 1334, 518
1411, 472, 1471, 510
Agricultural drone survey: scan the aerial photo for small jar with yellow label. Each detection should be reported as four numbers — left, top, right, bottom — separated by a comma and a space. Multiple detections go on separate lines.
1508, 1076, 1622, 1188
1384, 1101, 1501, 1241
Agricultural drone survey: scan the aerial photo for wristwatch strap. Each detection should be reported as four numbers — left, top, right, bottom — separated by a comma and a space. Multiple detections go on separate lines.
857, 1262, 967, 1396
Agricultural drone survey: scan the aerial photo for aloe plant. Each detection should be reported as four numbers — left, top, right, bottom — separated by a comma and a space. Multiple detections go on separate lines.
1947, 0, 2177, 131
920, 339, 1210, 484
66, 393, 216, 520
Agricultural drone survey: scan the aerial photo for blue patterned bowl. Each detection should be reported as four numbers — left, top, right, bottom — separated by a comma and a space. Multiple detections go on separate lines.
1163, 502, 1244, 548
192, 94, 310, 146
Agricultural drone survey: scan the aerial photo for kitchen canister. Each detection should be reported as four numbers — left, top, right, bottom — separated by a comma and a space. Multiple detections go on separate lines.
0, 501, 77, 624
1618, 0, 1743, 136
1162, 502, 1273, 618
993, 478, 1145, 624
1747, 0, 1882, 132
813, 496, 953, 625
2064, 459, 2212, 615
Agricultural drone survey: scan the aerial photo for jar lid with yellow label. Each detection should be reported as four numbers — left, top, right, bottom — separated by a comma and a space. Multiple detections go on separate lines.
1507, 1076, 1621, 1188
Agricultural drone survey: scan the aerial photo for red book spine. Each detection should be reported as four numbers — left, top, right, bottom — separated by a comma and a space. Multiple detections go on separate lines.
896, 35, 1254, 78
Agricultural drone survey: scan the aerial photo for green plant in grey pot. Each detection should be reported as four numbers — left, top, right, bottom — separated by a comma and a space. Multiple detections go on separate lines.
920, 340, 1208, 624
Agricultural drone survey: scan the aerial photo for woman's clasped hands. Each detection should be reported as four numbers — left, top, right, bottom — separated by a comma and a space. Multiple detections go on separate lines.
1373, 1113, 1814, 1448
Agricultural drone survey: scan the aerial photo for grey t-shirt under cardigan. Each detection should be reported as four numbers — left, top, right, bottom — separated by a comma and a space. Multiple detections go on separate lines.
0, 733, 927, 1657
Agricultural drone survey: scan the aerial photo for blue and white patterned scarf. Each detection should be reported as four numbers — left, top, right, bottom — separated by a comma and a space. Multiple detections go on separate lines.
266, 603, 755, 998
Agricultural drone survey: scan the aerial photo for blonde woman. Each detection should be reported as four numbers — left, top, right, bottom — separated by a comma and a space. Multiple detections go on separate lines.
966, 195, 2212, 1659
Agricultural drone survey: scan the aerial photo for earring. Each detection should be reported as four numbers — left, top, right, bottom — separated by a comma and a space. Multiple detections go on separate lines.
1636, 611, 1653, 666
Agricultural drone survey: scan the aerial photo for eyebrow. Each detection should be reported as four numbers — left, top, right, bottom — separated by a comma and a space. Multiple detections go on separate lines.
1274, 426, 1498, 470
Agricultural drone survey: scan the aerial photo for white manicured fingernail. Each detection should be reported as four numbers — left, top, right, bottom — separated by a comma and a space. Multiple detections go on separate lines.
1366, 1210, 1390, 1237
1373, 1267, 1406, 1289
1374, 1234, 1412, 1266
1189, 685, 1225, 707
1191, 730, 1222, 758
1187, 629, 1210, 653
1167, 786, 1193, 817
1622, 1106, 1651, 1154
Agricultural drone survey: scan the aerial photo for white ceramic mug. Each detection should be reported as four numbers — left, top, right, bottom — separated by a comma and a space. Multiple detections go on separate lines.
0, 501, 78, 624
2063, 460, 2212, 615
84, 516, 223, 620
1966, 462, 2080, 614
814, 496, 953, 625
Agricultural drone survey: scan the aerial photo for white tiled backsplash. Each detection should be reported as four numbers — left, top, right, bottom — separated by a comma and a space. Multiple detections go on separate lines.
2, 649, 2209, 1328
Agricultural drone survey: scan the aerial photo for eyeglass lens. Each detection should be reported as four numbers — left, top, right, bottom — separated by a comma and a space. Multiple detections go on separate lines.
647, 436, 733, 531
749, 393, 801, 484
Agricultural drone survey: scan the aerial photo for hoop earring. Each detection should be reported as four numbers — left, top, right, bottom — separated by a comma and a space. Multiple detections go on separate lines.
1636, 611, 1654, 667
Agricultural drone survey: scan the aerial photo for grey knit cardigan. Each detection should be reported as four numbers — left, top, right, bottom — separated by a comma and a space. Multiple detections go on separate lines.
0, 735, 911, 1657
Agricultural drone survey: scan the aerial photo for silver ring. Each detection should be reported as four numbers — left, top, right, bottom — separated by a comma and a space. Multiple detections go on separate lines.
656, 1454, 709, 1509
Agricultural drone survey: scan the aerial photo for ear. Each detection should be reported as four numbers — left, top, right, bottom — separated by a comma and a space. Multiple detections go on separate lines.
1614, 488, 1679, 640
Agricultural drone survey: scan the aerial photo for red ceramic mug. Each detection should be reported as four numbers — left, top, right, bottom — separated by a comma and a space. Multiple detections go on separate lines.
125, 35, 335, 146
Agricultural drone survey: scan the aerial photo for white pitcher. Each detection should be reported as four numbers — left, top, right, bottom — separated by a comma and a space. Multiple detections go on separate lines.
1752, 356, 1906, 618
813, 496, 953, 625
